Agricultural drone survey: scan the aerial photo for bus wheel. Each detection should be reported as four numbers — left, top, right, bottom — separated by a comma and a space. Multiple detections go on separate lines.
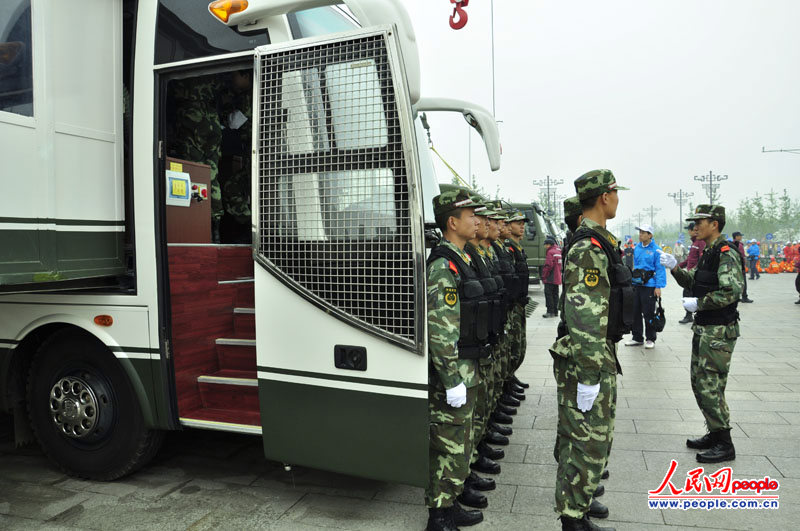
27, 329, 163, 480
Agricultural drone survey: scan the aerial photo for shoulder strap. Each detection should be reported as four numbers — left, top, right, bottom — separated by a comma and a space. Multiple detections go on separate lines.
428, 245, 475, 280
569, 227, 621, 266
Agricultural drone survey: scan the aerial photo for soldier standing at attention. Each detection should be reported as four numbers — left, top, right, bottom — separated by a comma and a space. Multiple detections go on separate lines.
658, 205, 743, 464
550, 170, 630, 531
425, 190, 485, 531
506, 211, 532, 377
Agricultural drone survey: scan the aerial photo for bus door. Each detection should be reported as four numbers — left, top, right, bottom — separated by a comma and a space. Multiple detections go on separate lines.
252, 27, 429, 486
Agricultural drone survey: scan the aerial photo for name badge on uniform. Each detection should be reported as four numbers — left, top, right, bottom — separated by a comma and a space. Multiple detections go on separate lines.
584, 268, 600, 288
443, 287, 458, 307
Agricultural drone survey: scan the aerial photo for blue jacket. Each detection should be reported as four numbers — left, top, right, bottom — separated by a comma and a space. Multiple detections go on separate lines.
632, 240, 666, 288
747, 244, 760, 258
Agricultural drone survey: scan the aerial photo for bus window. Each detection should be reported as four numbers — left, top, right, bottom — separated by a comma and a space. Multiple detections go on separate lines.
0, 0, 33, 117
288, 7, 358, 39
155, 0, 269, 65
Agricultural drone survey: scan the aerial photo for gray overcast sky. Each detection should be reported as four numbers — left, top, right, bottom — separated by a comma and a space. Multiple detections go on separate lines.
403, 0, 800, 234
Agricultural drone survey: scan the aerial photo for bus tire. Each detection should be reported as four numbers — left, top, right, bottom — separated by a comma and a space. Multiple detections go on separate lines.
26, 329, 163, 480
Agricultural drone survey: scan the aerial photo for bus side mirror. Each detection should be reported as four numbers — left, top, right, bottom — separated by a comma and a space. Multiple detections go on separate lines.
414, 98, 501, 171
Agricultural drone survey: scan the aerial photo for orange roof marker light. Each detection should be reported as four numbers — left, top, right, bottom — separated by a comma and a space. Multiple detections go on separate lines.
94, 315, 114, 327
208, 0, 249, 23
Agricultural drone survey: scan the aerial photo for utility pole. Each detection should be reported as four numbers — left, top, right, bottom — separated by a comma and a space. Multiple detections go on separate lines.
668, 189, 694, 230
762, 146, 800, 155
532, 176, 563, 215
645, 206, 661, 227
693, 171, 728, 205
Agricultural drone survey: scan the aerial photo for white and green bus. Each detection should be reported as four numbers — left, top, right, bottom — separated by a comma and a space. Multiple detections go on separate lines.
0, 0, 500, 485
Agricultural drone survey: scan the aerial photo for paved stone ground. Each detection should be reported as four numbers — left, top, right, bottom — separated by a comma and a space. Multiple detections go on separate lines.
2, 273, 799, 530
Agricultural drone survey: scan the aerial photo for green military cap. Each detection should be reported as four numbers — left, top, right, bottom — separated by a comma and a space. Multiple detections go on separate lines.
563, 196, 582, 218
685, 204, 726, 224
507, 210, 527, 222
432, 189, 476, 217
574, 169, 629, 200
475, 207, 496, 217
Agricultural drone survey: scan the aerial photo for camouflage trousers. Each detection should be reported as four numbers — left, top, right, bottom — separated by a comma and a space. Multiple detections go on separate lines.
553, 356, 617, 518
508, 304, 527, 373
426, 384, 478, 508
470, 359, 494, 465
691, 331, 736, 432
492, 331, 511, 407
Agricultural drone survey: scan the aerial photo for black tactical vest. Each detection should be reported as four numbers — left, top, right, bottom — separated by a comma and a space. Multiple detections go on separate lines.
562, 228, 634, 343
465, 244, 507, 343
692, 242, 740, 326
427, 245, 492, 359
492, 241, 519, 303
508, 242, 530, 304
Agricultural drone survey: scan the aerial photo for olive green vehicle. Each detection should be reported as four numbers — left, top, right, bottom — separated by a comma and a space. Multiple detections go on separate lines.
508, 202, 564, 285
435, 185, 563, 285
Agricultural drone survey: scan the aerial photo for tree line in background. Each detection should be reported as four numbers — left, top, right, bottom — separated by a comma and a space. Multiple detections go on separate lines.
631, 189, 800, 249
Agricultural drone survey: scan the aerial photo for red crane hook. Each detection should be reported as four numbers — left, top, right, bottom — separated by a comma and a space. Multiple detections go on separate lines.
449, 0, 469, 30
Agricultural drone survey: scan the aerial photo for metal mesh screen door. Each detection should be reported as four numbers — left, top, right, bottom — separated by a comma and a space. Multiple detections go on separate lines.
254, 29, 420, 349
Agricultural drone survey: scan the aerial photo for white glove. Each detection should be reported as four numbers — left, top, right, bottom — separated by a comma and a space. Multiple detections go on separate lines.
576, 383, 600, 412
445, 383, 467, 408
682, 297, 699, 313
658, 250, 678, 269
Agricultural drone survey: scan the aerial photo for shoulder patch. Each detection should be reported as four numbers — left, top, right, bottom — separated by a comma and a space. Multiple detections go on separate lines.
584, 267, 601, 288
448, 260, 458, 274
443, 286, 458, 307
590, 237, 602, 248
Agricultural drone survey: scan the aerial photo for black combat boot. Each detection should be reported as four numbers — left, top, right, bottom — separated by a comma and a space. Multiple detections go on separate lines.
587, 499, 609, 519
593, 484, 604, 498
696, 429, 735, 463
477, 440, 504, 460
511, 389, 526, 400
426, 507, 458, 531
678, 311, 693, 324
450, 501, 483, 527
470, 455, 501, 474
601, 469, 609, 480
488, 421, 513, 435
500, 394, 521, 407
560, 514, 616, 531
484, 430, 509, 446
456, 486, 488, 509
513, 376, 530, 388
686, 432, 715, 450
491, 410, 513, 425
497, 403, 517, 416
465, 471, 496, 491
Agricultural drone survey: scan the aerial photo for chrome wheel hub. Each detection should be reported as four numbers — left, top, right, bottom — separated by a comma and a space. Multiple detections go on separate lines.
50, 376, 98, 439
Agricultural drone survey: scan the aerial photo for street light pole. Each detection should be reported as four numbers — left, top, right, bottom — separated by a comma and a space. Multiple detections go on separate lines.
668, 189, 694, 230
693, 171, 728, 205
532, 176, 564, 215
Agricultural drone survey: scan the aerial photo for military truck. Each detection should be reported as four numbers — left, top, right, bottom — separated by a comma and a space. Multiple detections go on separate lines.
509, 201, 564, 284
0, 0, 500, 485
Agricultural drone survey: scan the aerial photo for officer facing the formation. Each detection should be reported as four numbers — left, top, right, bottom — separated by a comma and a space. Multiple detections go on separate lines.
659, 205, 743, 464
550, 170, 631, 531
425, 190, 485, 531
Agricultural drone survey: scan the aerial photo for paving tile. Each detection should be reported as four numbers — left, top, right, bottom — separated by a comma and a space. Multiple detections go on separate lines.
737, 423, 800, 439
767, 457, 800, 478
274, 492, 424, 530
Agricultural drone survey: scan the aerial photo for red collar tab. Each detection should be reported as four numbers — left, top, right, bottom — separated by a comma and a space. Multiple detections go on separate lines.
590, 237, 602, 248
448, 260, 458, 274
720, 245, 730, 252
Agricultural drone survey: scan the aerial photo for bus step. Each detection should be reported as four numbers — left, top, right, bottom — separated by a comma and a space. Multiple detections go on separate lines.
198, 370, 258, 411
233, 308, 255, 336
180, 408, 262, 435
215, 338, 256, 372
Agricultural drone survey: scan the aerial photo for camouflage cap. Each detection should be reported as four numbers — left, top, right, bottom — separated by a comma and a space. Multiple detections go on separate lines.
506, 210, 527, 222
469, 194, 488, 214
475, 207, 496, 217
563, 196, 582, 218
574, 169, 628, 200
432, 189, 476, 217
685, 204, 726, 224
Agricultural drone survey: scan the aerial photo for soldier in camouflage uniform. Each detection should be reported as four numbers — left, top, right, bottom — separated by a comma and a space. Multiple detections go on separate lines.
169, 75, 224, 238
550, 170, 628, 531
659, 205, 743, 464
461, 197, 507, 502
506, 210, 530, 375
218, 70, 253, 243
425, 190, 484, 531
479, 211, 515, 444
